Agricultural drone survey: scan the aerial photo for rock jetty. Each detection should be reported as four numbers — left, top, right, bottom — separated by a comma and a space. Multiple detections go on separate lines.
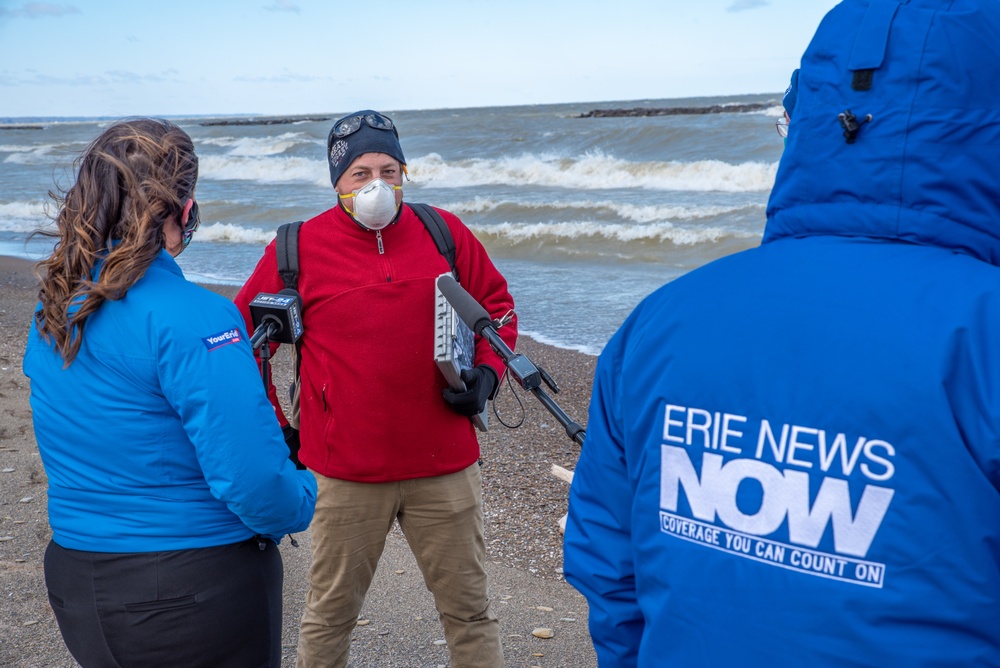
578, 103, 772, 118
200, 116, 331, 127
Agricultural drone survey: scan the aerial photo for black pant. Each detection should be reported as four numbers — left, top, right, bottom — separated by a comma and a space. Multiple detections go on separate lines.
44, 538, 283, 668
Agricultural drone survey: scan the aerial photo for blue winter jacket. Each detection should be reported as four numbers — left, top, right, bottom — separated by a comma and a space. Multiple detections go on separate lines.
564, 1, 1000, 666
24, 250, 317, 552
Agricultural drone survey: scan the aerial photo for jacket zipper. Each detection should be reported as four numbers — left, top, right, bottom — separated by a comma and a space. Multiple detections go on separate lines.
375, 230, 391, 281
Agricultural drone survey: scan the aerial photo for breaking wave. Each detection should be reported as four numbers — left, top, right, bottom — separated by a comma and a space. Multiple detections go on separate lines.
198, 132, 320, 156
442, 196, 761, 224
192, 222, 276, 245
194, 150, 776, 193
409, 151, 777, 193
468, 220, 753, 247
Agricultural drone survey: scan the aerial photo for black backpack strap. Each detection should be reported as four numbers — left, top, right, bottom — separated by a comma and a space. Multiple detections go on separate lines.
276, 221, 304, 290
408, 203, 458, 282
274, 221, 306, 413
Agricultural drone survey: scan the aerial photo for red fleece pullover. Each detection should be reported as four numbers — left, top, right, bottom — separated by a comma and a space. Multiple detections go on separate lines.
235, 204, 517, 483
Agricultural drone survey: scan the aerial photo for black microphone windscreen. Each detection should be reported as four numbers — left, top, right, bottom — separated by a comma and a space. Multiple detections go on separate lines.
249, 291, 304, 344
277, 287, 303, 310
436, 275, 492, 334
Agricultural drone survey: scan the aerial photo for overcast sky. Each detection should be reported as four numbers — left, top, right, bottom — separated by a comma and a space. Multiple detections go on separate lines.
0, 0, 839, 118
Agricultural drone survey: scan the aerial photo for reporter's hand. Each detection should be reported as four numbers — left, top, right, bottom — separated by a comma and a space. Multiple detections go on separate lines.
281, 424, 306, 470
442, 365, 498, 417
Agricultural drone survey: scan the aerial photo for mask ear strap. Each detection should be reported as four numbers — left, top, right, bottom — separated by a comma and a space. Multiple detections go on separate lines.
338, 193, 355, 215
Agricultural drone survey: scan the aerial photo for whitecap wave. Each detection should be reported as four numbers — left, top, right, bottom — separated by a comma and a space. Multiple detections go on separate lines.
3, 144, 63, 165
193, 222, 276, 245
0, 143, 44, 153
188, 149, 775, 193
198, 154, 329, 187
759, 105, 787, 118
0, 201, 51, 231
469, 220, 755, 246
198, 132, 319, 156
408, 151, 777, 193
442, 196, 761, 224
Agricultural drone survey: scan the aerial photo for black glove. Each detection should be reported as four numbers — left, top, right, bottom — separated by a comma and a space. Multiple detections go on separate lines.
281, 424, 306, 470
442, 365, 498, 417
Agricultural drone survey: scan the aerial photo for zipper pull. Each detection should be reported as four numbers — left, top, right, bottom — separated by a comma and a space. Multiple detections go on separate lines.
376, 230, 384, 255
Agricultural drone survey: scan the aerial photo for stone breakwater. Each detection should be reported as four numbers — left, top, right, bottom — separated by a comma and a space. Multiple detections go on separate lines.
199, 116, 332, 127
577, 102, 773, 118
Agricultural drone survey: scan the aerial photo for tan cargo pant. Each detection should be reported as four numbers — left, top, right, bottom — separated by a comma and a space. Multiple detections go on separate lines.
296, 463, 503, 668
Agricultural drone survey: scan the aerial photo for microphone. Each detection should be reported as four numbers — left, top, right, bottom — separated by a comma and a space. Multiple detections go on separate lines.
436, 275, 494, 336
249, 289, 304, 350
436, 275, 540, 390
435, 274, 585, 446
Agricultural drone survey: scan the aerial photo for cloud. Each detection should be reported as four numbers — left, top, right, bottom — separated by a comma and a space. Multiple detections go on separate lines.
263, 0, 300, 12
726, 0, 769, 11
0, 69, 180, 86
104, 69, 179, 83
0, 3, 81, 18
234, 71, 330, 83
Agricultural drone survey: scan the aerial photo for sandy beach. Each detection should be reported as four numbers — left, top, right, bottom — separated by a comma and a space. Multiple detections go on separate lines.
0, 254, 599, 667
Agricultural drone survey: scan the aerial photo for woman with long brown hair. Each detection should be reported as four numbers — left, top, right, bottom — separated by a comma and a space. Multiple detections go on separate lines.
23, 118, 316, 667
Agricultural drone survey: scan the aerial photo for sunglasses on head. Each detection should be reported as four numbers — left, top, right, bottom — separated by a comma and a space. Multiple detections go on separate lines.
182, 200, 200, 247
331, 112, 397, 139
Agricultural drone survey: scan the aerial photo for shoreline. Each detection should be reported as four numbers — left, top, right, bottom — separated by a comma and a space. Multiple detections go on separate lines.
0, 252, 602, 357
0, 254, 598, 666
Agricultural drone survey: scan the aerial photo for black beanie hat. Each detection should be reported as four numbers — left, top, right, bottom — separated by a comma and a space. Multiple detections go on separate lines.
326, 110, 407, 190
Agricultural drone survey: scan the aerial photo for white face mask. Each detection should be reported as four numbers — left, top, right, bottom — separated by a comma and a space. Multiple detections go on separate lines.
341, 178, 401, 230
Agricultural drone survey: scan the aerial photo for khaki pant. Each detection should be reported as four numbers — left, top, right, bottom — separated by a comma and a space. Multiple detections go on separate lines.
296, 464, 503, 668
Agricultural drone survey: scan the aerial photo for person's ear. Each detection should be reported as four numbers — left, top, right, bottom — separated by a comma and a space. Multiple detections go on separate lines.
181, 198, 195, 225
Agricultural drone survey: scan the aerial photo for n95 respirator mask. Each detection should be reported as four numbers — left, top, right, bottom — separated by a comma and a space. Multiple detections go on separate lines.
340, 179, 401, 230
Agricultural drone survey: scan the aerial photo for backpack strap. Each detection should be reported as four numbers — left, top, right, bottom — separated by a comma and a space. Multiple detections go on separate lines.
276, 221, 304, 290
274, 221, 306, 411
408, 202, 459, 283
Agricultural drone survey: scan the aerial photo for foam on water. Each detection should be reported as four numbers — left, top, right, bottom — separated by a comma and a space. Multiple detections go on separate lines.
0, 201, 51, 231
442, 196, 762, 224
409, 151, 777, 192
198, 154, 329, 187
3, 145, 62, 165
0, 144, 45, 153
469, 220, 750, 246
519, 329, 602, 357
198, 132, 319, 156
193, 222, 276, 245
185, 219, 745, 249
1, 139, 89, 165
194, 149, 777, 194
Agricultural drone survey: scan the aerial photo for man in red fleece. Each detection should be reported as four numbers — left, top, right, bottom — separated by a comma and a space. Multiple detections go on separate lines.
235, 110, 515, 668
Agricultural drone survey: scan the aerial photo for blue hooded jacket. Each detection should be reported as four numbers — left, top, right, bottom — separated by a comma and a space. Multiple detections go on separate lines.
564, 1, 1000, 666
24, 250, 317, 552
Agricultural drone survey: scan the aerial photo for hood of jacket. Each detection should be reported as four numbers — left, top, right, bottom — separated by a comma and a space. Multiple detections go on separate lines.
764, 0, 1000, 266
